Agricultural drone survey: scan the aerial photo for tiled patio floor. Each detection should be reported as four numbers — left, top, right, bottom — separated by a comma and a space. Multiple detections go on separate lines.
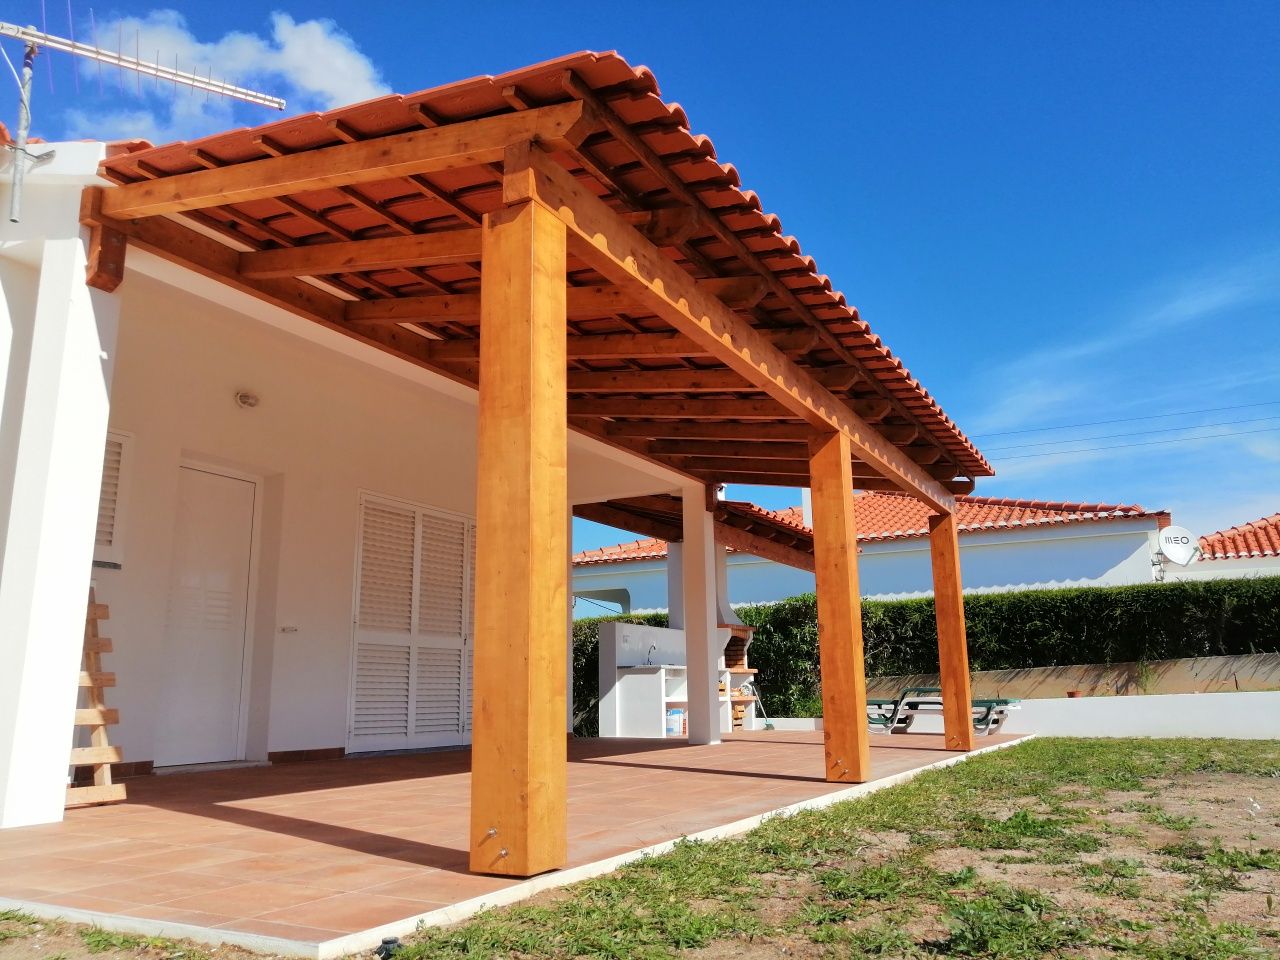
0, 732, 1020, 956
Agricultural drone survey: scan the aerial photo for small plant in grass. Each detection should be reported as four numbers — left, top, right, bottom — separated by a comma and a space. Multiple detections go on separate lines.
1081, 857, 1145, 898
1144, 809, 1200, 830
1204, 844, 1280, 871
939, 886, 1089, 958
79, 927, 207, 959
0, 910, 41, 943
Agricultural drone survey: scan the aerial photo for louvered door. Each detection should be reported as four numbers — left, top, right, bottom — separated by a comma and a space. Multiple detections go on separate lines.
349, 494, 475, 752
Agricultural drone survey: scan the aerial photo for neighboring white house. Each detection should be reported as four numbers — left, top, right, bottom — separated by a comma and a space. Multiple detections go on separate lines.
573, 493, 1172, 614
1166, 511, 1280, 582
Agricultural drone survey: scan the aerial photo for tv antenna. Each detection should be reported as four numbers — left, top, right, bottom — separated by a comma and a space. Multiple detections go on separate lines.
2, 20, 286, 223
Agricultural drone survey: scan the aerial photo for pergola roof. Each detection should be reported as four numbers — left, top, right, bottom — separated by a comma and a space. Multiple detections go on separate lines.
93, 50, 991, 493
574, 492, 1167, 569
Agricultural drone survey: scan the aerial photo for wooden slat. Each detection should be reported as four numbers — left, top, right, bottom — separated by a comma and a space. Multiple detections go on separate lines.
347, 276, 770, 328
239, 229, 482, 279
99, 101, 590, 220
75, 708, 119, 726
70, 745, 123, 765
713, 523, 814, 573
66, 783, 127, 807
649, 439, 807, 459
573, 503, 683, 543
506, 144, 956, 512
565, 366, 866, 394
929, 512, 976, 752
87, 602, 110, 621
603, 420, 812, 441
469, 201, 568, 878
83, 637, 113, 654
808, 430, 871, 783
78, 671, 115, 688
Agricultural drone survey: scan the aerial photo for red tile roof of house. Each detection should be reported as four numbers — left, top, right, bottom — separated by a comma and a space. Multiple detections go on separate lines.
573, 492, 1167, 565
1198, 512, 1280, 560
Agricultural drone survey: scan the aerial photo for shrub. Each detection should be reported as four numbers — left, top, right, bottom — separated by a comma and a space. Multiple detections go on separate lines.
570, 576, 1280, 731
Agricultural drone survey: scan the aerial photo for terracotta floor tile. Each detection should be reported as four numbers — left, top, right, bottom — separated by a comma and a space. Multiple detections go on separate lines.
160, 879, 337, 917
69, 869, 243, 904
272, 860, 426, 891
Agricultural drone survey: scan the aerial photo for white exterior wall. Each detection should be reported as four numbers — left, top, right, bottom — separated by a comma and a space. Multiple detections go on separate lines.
573, 520, 1161, 614
1167, 557, 1280, 582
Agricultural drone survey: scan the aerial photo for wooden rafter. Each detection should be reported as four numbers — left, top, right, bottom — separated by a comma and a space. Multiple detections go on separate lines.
239, 230, 482, 279
99, 101, 591, 220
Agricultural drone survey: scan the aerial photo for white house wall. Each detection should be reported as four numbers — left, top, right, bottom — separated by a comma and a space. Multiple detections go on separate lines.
573, 520, 1160, 614
95, 268, 682, 765
1167, 557, 1280, 582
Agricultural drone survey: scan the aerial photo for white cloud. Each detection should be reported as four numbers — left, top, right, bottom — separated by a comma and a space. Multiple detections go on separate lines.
60, 9, 389, 144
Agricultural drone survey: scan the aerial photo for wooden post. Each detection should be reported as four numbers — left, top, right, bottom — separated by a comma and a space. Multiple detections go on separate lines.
807, 430, 871, 782
469, 199, 568, 877
929, 512, 976, 752
681, 487, 721, 746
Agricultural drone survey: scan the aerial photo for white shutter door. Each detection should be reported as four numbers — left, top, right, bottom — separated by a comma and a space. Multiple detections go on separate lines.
353, 642, 411, 739
463, 523, 476, 735
415, 646, 463, 737
350, 495, 472, 751
419, 513, 466, 637
358, 501, 415, 633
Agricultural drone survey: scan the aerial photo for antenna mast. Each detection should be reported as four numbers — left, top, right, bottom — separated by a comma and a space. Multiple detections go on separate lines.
2, 20, 286, 222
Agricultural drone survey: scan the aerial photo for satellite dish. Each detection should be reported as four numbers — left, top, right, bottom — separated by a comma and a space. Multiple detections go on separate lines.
1158, 525, 1200, 566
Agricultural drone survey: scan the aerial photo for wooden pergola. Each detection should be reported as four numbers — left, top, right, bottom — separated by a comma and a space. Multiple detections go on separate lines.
81, 52, 993, 878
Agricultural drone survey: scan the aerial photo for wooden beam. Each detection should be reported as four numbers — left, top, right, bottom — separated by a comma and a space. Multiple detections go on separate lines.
808, 431, 871, 783
713, 523, 814, 573
565, 365, 866, 394
573, 503, 682, 543
929, 511, 977, 752
344, 275, 766, 327
470, 200, 568, 877
686, 471, 808, 487
240, 230, 482, 279
505, 144, 954, 512
99, 102, 590, 220
649, 439, 807, 459
568, 397, 794, 419
672, 456, 808, 476
80, 189, 126, 292
603, 420, 812, 441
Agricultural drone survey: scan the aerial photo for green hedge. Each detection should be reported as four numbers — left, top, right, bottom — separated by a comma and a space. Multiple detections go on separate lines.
571, 576, 1280, 733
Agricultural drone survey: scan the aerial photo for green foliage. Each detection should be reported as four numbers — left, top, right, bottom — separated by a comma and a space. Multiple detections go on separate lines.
0, 910, 40, 943
570, 576, 1280, 728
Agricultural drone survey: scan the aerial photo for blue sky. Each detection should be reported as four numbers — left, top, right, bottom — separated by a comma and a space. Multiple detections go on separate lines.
5, 2, 1278, 552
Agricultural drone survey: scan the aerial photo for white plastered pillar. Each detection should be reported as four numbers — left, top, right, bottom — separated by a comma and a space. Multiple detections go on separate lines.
0, 223, 121, 827
680, 487, 721, 745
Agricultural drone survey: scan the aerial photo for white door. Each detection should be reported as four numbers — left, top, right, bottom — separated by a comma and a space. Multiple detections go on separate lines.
349, 494, 474, 752
154, 466, 256, 766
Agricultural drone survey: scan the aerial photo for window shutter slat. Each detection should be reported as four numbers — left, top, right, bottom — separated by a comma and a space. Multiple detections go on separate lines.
359, 502, 415, 632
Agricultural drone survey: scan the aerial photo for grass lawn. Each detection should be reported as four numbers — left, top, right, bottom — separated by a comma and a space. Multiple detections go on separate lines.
2, 737, 1278, 959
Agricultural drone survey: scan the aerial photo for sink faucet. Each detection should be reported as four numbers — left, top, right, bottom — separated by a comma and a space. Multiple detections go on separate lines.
645, 643, 657, 666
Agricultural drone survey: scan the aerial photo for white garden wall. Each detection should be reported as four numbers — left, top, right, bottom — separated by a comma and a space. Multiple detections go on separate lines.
771, 690, 1280, 740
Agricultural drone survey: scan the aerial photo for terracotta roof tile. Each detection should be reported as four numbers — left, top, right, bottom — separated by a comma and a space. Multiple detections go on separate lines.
573, 492, 1167, 566
1198, 512, 1280, 560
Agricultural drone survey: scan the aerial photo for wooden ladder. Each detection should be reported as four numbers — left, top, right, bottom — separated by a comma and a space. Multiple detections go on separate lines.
67, 590, 127, 808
